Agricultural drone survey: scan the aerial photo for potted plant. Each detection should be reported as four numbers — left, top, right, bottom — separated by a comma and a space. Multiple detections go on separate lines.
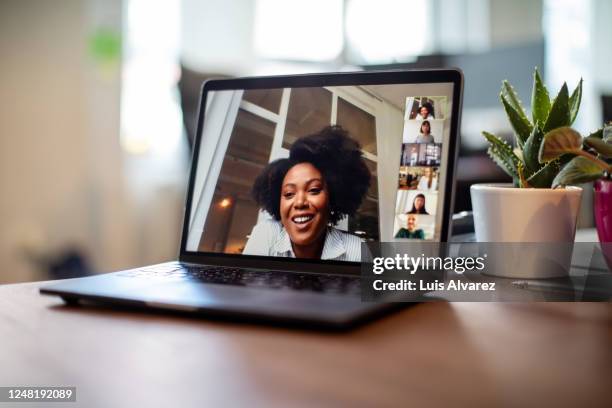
471, 69, 605, 278
538, 123, 612, 264
471, 69, 586, 243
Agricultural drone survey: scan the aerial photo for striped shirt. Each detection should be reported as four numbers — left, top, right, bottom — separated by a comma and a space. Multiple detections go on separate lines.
243, 220, 362, 262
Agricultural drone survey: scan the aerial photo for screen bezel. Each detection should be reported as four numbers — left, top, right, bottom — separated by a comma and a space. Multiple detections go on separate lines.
179, 69, 463, 275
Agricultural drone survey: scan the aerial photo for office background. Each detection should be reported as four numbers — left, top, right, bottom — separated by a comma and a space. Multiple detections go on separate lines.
1, 0, 612, 284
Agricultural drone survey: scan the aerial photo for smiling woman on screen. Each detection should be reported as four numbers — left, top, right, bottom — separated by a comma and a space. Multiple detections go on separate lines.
243, 126, 371, 261
407, 193, 429, 215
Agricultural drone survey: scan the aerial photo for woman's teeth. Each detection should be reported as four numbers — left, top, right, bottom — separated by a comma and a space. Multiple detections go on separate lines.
293, 215, 314, 224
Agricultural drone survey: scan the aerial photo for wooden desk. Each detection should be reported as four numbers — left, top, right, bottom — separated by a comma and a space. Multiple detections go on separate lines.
1, 281, 611, 407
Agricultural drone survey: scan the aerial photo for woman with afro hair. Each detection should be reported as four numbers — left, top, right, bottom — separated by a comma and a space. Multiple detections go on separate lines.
243, 126, 371, 261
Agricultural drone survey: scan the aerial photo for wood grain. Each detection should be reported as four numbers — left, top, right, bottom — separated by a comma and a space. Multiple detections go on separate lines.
0, 281, 611, 408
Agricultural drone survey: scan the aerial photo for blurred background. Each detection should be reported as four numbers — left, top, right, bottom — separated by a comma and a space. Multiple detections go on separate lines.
1, 0, 611, 283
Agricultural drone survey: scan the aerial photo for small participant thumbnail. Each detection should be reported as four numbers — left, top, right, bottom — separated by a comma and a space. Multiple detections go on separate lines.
398, 166, 439, 191
393, 213, 435, 240
400, 143, 441, 167
403, 120, 444, 144
395, 189, 438, 216
404, 96, 448, 120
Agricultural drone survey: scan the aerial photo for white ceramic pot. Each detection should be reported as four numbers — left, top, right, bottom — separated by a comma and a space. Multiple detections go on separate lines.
470, 184, 583, 278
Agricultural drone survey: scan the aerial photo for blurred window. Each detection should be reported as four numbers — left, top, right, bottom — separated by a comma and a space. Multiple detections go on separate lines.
254, 0, 343, 61
199, 109, 276, 253
283, 87, 332, 149
336, 97, 377, 155
121, 0, 182, 155
243, 89, 283, 114
345, 0, 431, 64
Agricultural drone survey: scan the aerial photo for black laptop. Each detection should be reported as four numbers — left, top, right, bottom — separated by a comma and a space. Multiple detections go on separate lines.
40, 69, 463, 329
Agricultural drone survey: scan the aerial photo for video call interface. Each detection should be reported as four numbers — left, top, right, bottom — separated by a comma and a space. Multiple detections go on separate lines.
186, 83, 454, 262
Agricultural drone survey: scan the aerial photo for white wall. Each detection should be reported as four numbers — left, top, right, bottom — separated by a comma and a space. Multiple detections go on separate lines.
0, 0, 180, 283
181, 0, 256, 75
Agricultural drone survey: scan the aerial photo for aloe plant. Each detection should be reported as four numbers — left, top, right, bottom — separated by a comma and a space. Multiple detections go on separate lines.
539, 125, 612, 188
483, 68, 585, 188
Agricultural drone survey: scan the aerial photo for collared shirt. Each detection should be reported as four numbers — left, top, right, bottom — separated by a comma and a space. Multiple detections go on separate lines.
243, 220, 363, 261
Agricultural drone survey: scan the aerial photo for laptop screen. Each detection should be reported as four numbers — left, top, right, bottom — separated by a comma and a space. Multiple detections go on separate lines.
185, 80, 456, 263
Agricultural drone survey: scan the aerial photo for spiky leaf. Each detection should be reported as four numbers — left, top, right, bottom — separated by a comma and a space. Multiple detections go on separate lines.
527, 160, 560, 188
500, 95, 533, 147
543, 83, 570, 132
552, 156, 604, 188
523, 125, 544, 173
584, 136, 612, 158
483, 131, 520, 179
501, 80, 530, 122
538, 126, 582, 163
517, 161, 530, 188
568, 78, 583, 125
531, 69, 551, 124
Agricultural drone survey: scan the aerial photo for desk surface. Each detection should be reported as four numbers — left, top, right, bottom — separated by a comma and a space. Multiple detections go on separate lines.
1, 282, 611, 407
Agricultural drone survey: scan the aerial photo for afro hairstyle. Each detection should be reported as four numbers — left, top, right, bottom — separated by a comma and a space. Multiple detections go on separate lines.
251, 126, 371, 225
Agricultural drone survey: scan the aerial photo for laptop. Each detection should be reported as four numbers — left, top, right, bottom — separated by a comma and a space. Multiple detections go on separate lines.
40, 69, 463, 329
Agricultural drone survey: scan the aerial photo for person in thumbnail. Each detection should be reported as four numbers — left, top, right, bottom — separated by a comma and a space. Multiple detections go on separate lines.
417, 167, 438, 191
395, 214, 425, 239
407, 193, 429, 215
416, 103, 434, 120
401, 144, 417, 166
243, 126, 371, 261
404, 172, 415, 189
416, 120, 435, 144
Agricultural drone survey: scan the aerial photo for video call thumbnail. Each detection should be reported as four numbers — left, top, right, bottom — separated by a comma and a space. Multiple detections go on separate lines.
394, 213, 435, 240
398, 166, 439, 191
393, 94, 447, 240
400, 143, 441, 167
403, 119, 444, 144
404, 96, 447, 120
396, 190, 438, 216
393, 190, 438, 240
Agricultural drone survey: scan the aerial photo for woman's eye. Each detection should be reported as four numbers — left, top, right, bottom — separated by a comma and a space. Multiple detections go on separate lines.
283, 192, 295, 199
309, 188, 321, 194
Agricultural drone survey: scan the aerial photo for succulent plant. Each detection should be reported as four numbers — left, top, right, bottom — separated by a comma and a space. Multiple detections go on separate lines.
483, 68, 586, 188
539, 124, 612, 187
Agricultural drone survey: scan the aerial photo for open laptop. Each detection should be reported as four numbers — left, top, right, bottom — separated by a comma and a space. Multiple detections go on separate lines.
40, 69, 463, 329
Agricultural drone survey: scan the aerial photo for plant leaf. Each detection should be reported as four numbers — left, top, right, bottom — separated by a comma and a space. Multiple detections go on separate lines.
527, 160, 559, 188
523, 125, 544, 173
543, 82, 570, 132
584, 136, 612, 158
605, 126, 612, 143
483, 131, 520, 179
568, 78, 583, 125
501, 80, 529, 122
500, 94, 533, 147
552, 156, 604, 188
517, 162, 531, 188
538, 126, 582, 162
558, 153, 575, 166
583, 128, 610, 164
531, 68, 551, 124
586, 128, 604, 140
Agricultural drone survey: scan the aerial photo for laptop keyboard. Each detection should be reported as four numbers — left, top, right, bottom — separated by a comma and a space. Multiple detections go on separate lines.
118, 264, 361, 296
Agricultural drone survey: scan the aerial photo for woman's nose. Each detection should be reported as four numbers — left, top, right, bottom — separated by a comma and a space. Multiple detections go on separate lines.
294, 192, 308, 208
